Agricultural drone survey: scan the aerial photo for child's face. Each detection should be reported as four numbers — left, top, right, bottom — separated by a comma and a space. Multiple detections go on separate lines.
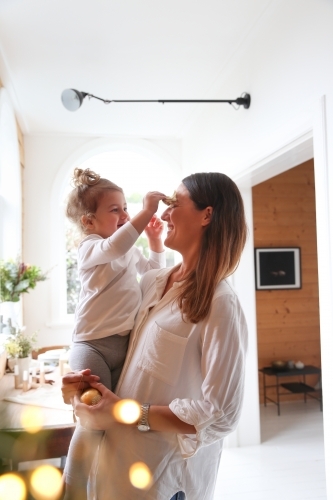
90, 190, 130, 238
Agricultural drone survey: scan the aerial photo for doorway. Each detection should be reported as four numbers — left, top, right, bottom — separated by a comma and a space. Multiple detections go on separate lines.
252, 159, 322, 416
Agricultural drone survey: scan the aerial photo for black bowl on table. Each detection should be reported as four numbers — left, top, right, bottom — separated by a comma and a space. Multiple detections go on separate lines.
271, 360, 288, 372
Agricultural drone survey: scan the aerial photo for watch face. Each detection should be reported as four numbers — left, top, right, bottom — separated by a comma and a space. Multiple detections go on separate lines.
138, 424, 150, 432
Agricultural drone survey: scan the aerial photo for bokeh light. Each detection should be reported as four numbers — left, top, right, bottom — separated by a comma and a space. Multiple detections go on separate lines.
129, 462, 152, 490
0, 473, 26, 500
29, 465, 63, 500
20, 406, 44, 433
113, 399, 141, 424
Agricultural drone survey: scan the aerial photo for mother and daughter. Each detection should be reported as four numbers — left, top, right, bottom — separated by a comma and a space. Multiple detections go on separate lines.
62, 167, 248, 500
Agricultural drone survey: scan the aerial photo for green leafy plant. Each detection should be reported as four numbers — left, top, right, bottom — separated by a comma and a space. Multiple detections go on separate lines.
0, 259, 47, 303
4, 329, 38, 358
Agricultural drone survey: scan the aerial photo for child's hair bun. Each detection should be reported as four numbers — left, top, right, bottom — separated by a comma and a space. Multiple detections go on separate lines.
73, 168, 101, 187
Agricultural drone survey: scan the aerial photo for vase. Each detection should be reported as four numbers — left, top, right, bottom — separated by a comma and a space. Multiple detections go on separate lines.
0, 301, 21, 332
14, 355, 32, 385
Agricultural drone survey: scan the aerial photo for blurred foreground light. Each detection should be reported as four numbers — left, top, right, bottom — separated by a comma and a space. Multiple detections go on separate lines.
30, 465, 63, 500
21, 406, 44, 433
0, 473, 26, 500
113, 399, 140, 424
129, 462, 152, 490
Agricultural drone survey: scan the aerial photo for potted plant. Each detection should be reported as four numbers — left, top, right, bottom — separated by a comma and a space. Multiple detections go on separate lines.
4, 328, 38, 383
0, 258, 47, 328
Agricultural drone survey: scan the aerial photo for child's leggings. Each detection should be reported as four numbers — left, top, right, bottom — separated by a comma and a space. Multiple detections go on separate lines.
64, 334, 130, 499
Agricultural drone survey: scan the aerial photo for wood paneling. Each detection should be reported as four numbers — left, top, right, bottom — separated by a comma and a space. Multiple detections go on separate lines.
17, 122, 25, 169
253, 160, 321, 403
17, 120, 25, 254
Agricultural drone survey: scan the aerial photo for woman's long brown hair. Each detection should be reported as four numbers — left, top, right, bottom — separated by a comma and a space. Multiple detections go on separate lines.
176, 172, 247, 323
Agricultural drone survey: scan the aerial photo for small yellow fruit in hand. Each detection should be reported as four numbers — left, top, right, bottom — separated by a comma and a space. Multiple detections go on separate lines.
80, 388, 102, 406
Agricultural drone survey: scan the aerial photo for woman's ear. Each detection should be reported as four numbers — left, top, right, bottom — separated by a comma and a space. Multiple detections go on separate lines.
202, 206, 213, 227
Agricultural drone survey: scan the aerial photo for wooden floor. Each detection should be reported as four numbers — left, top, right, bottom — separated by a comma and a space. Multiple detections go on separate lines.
214, 400, 326, 500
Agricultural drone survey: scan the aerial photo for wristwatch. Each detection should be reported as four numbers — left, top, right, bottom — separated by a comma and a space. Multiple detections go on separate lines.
137, 403, 151, 432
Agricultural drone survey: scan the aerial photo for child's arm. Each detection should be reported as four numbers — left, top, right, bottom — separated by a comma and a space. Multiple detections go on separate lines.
145, 215, 164, 253
135, 215, 166, 275
79, 192, 165, 269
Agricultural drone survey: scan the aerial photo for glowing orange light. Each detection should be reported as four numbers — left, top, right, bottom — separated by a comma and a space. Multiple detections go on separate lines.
129, 461, 152, 490
0, 473, 26, 500
113, 399, 141, 424
20, 406, 44, 433
30, 465, 63, 500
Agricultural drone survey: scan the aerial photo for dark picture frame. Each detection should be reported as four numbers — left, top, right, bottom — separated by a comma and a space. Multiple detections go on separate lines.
254, 247, 301, 290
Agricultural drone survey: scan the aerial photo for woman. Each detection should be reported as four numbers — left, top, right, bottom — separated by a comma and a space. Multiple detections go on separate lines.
62, 172, 248, 500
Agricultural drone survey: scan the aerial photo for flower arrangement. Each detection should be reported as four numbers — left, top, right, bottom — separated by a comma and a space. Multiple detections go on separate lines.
0, 259, 47, 303
4, 328, 38, 358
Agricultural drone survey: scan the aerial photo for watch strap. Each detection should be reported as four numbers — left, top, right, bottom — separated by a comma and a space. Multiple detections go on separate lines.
137, 403, 151, 431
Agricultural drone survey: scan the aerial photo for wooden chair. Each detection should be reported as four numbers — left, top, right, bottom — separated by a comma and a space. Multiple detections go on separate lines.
31, 346, 70, 360
0, 423, 76, 472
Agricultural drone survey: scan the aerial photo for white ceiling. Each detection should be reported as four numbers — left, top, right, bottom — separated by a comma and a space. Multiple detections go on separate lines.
0, 0, 270, 137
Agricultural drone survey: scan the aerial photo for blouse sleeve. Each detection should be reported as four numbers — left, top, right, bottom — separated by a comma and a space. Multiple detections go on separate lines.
79, 222, 139, 269
169, 291, 248, 458
135, 248, 166, 275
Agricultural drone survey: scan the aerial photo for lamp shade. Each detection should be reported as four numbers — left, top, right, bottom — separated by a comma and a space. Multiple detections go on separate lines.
61, 89, 86, 111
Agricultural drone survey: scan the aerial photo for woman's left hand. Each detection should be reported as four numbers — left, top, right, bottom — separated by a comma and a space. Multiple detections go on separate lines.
73, 381, 120, 431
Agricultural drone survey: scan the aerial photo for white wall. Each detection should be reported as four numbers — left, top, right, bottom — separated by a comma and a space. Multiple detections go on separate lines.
0, 88, 22, 327
313, 94, 333, 500
227, 186, 261, 447
182, 0, 333, 177
0, 88, 21, 259
181, 0, 333, 495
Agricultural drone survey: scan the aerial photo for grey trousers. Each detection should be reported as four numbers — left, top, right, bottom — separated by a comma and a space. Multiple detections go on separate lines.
64, 334, 129, 493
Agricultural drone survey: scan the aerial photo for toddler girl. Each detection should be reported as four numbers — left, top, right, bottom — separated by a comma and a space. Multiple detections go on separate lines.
64, 167, 166, 500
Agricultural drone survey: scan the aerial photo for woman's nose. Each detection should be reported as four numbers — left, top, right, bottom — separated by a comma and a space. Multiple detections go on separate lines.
161, 208, 170, 221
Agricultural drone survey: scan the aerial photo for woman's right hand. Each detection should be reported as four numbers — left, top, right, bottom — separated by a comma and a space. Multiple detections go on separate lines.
61, 368, 100, 404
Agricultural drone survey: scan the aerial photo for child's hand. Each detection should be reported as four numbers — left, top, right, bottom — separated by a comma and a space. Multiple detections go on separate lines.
130, 191, 166, 238
143, 191, 166, 215
145, 215, 164, 241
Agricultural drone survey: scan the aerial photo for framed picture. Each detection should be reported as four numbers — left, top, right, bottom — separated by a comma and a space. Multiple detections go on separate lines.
254, 247, 301, 290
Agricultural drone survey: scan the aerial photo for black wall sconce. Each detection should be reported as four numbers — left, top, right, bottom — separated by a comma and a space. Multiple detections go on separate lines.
61, 88, 251, 112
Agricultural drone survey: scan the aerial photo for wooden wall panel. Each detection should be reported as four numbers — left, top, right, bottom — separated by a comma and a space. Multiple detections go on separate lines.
16, 116, 25, 254
252, 160, 321, 403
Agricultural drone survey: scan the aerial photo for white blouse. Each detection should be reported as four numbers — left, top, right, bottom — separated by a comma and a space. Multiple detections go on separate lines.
73, 221, 165, 341
94, 266, 248, 500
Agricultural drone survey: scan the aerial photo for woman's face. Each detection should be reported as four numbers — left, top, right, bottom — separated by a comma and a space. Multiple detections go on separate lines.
161, 183, 212, 254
